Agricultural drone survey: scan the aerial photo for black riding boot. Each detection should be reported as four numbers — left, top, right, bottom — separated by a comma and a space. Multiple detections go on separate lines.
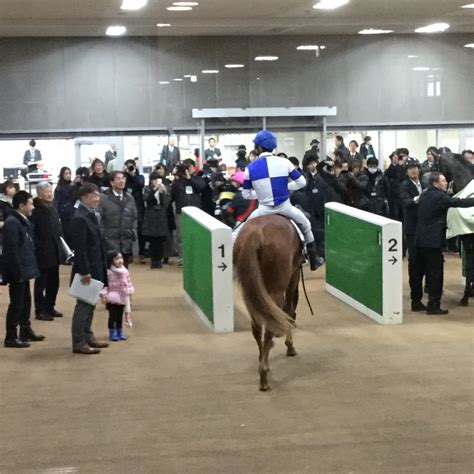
306, 241, 322, 271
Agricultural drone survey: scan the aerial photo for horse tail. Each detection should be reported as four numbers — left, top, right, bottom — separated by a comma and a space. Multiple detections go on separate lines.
236, 230, 292, 336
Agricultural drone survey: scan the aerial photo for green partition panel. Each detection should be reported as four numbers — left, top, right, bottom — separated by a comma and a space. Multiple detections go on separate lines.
182, 207, 233, 332
325, 203, 403, 325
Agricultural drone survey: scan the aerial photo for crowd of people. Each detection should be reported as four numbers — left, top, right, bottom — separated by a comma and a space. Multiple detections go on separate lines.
0, 133, 473, 351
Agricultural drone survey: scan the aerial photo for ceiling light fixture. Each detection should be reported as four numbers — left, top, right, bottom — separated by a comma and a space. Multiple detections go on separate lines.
313, 0, 350, 10
202, 70, 219, 74
408, 55, 418, 59
167, 6, 193, 11
183, 75, 193, 78
464, 43, 474, 48
106, 26, 127, 36
359, 28, 393, 35
225, 64, 245, 68
412, 67, 430, 71
461, 4, 474, 8
297, 45, 324, 50
121, 0, 148, 10
173, 78, 183, 81
255, 56, 279, 61
415, 23, 449, 33
173, 1, 199, 5
190, 76, 198, 82
157, 23, 171, 27
159, 81, 170, 84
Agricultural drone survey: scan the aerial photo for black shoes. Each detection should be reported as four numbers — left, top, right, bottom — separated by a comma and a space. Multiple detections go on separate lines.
51, 309, 63, 318
19, 328, 45, 342
36, 312, 54, 321
426, 308, 449, 315
4, 339, 30, 348
411, 301, 427, 312
306, 242, 323, 271
73, 345, 101, 355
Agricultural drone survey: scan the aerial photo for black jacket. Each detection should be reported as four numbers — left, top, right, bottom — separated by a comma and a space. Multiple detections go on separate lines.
384, 163, 406, 202
53, 183, 76, 223
160, 146, 181, 173
171, 176, 207, 214
400, 179, 423, 235
0, 198, 14, 249
30, 198, 62, 270
142, 186, 170, 238
69, 203, 107, 284
125, 172, 145, 217
339, 172, 370, 210
415, 186, 474, 248
89, 173, 110, 191
360, 144, 376, 161
336, 144, 350, 160
1, 211, 39, 284
364, 169, 390, 217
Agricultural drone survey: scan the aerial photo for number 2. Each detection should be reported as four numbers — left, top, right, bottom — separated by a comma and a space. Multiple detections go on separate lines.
388, 239, 398, 252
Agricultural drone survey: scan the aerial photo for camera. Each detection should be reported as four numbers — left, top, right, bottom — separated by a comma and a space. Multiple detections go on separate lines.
127, 165, 135, 173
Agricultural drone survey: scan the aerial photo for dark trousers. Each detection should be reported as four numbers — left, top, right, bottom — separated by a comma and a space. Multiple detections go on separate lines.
415, 247, 444, 310
5, 280, 32, 341
71, 300, 95, 350
406, 235, 423, 302
107, 303, 125, 329
34, 265, 60, 315
149, 237, 166, 264
137, 218, 146, 256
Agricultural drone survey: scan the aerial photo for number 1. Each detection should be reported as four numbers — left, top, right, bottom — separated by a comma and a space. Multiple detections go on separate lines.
218, 244, 225, 258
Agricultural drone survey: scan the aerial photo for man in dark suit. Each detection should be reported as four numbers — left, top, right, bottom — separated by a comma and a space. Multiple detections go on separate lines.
2, 191, 45, 348
30, 182, 63, 321
302, 139, 320, 170
160, 137, 181, 174
23, 139, 43, 174
360, 136, 376, 163
204, 137, 222, 161
69, 183, 109, 354
415, 172, 474, 315
400, 158, 425, 311
335, 135, 350, 161
348, 140, 363, 165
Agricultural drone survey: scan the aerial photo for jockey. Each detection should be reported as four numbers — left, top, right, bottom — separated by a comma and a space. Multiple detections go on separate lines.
240, 129, 321, 271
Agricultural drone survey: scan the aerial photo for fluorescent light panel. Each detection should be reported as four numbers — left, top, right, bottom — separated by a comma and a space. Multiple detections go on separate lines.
408, 55, 418, 59
157, 23, 171, 27
465, 43, 474, 48
225, 64, 245, 68
313, 0, 349, 10
106, 26, 126, 36
202, 70, 219, 74
297, 45, 325, 50
159, 81, 170, 84
121, 0, 147, 10
412, 67, 430, 71
255, 56, 279, 61
167, 6, 192, 10
461, 4, 474, 8
415, 23, 449, 33
359, 28, 393, 35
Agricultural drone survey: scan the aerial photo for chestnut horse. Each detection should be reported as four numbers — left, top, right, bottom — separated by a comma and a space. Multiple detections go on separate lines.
233, 215, 303, 391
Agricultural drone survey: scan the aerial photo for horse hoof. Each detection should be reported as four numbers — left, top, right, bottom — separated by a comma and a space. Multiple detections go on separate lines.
459, 298, 468, 307
259, 384, 271, 392
286, 347, 298, 357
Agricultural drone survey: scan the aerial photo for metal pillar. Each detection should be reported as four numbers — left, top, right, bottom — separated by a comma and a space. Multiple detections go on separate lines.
262, 117, 267, 130
200, 118, 206, 164
322, 116, 327, 159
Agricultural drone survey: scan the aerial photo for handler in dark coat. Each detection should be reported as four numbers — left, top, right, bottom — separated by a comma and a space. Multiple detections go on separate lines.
414, 172, 474, 315
69, 183, 109, 355
2, 191, 44, 348
399, 158, 425, 311
142, 173, 170, 269
98, 171, 137, 266
30, 182, 64, 321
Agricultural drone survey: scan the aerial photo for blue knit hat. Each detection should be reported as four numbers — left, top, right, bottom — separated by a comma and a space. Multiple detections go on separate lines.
253, 130, 277, 151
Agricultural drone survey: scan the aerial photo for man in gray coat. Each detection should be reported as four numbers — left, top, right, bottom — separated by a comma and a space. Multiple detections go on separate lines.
98, 171, 137, 266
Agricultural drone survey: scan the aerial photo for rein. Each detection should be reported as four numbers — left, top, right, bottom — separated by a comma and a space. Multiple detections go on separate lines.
300, 265, 314, 316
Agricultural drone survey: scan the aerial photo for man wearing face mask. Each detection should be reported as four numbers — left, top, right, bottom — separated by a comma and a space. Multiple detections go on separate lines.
415, 172, 474, 315
364, 157, 390, 217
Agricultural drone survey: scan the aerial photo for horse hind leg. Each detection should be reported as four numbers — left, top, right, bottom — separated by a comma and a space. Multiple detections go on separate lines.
284, 272, 300, 357
259, 329, 274, 391
251, 320, 263, 362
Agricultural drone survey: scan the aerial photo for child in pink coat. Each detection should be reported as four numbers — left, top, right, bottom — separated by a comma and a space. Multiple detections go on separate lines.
100, 251, 135, 341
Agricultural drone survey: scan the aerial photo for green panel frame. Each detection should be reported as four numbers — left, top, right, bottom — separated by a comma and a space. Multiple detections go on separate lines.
182, 212, 214, 323
325, 208, 383, 315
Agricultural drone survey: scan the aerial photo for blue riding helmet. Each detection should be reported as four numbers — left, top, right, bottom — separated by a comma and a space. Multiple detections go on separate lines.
253, 130, 277, 151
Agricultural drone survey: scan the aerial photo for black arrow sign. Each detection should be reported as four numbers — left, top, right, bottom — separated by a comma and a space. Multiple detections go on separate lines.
389, 256, 397, 265
218, 262, 227, 272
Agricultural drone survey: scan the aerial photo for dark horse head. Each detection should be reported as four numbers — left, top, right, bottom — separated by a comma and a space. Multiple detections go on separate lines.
437, 152, 474, 194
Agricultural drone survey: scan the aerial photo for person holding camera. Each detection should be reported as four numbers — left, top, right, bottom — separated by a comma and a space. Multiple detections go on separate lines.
142, 173, 170, 269
171, 161, 206, 267
124, 159, 146, 263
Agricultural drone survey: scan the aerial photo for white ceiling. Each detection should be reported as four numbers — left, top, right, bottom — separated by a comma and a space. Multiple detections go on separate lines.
0, 0, 473, 36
